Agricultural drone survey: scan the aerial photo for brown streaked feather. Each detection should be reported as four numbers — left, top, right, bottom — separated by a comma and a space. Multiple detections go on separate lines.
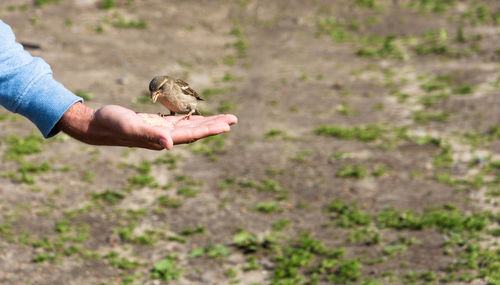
174, 79, 204, 101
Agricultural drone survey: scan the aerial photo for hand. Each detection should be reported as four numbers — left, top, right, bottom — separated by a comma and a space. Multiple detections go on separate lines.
56, 102, 237, 150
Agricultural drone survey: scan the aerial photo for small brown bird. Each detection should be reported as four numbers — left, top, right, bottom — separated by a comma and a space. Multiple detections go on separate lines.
149, 75, 204, 119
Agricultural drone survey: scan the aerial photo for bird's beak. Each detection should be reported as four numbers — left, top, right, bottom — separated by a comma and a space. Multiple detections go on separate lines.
151, 91, 159, 103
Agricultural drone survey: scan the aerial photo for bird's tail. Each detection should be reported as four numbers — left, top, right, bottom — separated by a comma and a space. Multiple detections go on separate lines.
193, 109, 201, 115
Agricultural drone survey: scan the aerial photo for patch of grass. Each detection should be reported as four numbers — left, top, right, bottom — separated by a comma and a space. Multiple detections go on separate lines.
239, 178, 283, 193
376, 206, 489, 232
336, 165, 367, 179
106, 251, 141, 270
100, 0, 116, 9
180, 226, 205, 236
230, 27, 244, 37
128, 174, 157, 187
325, 199, 371, 227
316, 17, 351, 43
255, 201, 280, 213
290, 150, 312, 162
420, 73, 454, 92
314, 124, 384, 142
233, 39, 248, 57
409, 0, 456, 13
327, 259, 362, 283
190, 134, 226, 158
348, 228, 380, 245
5, 134, 43, 161
420, 93, 450, 107
157, 195, 182, 208
264, 129, 287, 139
34, 0, 60, 7
154, 153, 179, 169
272, 219, 290, 231
233, 229, 260, 252
92, 189, 125, 205
152, 255, 183, 281
433, 145, 453, 167
83, 171, 95, 183
106, 13, 147, 29
414, 29, 467, 57
413, 110, 449, 124
223, 55, 235, 65
201, 88, 226, 98
218, 100, 238, 113
356, 36, 406, 60
453, 85, 474, 95
189, 244, 231, 259
372, 166, 390, 177
354, 0, 376, 9
177, 186, 199, 198
33, 252, 57, 263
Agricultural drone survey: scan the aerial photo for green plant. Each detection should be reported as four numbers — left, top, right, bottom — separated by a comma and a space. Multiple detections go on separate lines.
151, 256, 183, 281
255, 201, 280, 213
177, 186, 199, 198
157, 195, 182, 208
272, 219, 290, 231
233, 230, 260, 252
6, 134, 43, 161
316, 17, 351, 43
180, 226, 205, 236
34, 0, 60, 7
100, 0, 116, 9
106, 251, 141, 269
92, 190, 125, 205
325, 199, 370, 227
336, 165, 367, 179
314, 124, 383, 142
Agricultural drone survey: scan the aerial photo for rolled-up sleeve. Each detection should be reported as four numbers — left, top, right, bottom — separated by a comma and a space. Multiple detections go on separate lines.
0, 19, 82, 138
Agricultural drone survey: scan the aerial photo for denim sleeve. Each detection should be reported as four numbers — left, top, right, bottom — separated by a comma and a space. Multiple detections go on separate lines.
0, 19, 82, 138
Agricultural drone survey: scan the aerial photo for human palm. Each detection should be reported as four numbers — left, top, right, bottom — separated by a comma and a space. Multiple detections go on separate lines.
58, 103, 237, 150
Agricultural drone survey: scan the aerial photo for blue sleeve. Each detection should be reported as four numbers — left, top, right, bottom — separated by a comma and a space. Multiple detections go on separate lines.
0, 19, 82, 138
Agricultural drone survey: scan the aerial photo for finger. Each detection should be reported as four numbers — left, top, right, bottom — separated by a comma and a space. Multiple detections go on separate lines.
172, 114, 238, 128
171, 122, 231, 144
159, 136, 174, 150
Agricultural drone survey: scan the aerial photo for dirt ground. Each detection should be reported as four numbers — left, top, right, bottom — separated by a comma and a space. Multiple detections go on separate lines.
3, 0, 500, 284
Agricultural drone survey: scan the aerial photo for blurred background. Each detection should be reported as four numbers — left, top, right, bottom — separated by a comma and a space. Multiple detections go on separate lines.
2, 0, 500, 284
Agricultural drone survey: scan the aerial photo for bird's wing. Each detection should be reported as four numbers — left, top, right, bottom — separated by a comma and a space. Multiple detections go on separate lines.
174, 79, 204, 101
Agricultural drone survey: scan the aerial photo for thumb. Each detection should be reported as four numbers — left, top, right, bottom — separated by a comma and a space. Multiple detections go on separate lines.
159, 136, 174, 150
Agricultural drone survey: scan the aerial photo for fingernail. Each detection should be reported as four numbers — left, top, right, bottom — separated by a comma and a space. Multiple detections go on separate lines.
159, 138, 168, 149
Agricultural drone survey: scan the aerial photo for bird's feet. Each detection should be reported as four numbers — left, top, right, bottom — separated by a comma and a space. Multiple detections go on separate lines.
157, 112, 175, 118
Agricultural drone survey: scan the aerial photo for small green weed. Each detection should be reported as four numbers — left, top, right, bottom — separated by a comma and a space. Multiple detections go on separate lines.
180, 226, 205, 236
316, 17, 351, 43
6, 134, 43, 161
152, 255, 183, 281
34, 0, 60, 7
255, 201, 280, 213
92, 190, 125, 205
314, 124, 383, 142
233, 230, 260, 252
336, 165, 367, 179
157, 195, 182, 208
325, 199, 371, 227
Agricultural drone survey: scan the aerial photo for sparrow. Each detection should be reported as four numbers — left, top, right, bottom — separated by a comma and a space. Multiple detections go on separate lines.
149, 75, 204, 119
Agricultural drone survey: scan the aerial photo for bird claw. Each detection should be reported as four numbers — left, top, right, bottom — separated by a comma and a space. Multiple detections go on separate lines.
157, 112, 173, 118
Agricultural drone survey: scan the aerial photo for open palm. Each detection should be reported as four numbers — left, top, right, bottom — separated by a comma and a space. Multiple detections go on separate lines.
59, 104, 237, 150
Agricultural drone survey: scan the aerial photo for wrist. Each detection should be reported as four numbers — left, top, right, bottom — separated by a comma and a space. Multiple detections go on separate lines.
56, 102, 95, 143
